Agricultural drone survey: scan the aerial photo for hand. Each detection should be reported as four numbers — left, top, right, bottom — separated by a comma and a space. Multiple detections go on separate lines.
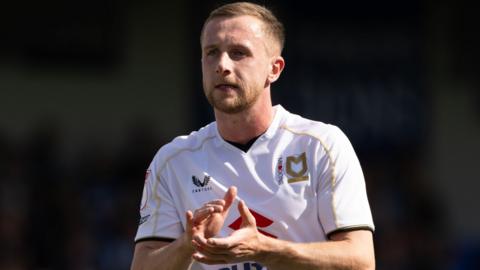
186, 186, 237, 245
192, 200, 268, 265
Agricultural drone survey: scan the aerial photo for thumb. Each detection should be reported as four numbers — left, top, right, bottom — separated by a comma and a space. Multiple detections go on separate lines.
238, 200, 256, 227
222, 186, 237, 213
186, 210, 194, 233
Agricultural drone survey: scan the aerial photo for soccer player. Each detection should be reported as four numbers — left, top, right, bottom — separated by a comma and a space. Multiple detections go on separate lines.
131, 2, 375, 270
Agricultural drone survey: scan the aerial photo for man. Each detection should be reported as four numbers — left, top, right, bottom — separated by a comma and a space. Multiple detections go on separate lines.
131, 2, 375, 270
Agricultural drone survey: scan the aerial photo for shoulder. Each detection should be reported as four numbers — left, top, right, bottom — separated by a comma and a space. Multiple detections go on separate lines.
280, 111, 348, 148
279, 111, 361, 175
151, 122, 217, 170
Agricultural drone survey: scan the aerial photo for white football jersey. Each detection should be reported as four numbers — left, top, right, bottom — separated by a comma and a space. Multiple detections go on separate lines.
135, 105, 374, 270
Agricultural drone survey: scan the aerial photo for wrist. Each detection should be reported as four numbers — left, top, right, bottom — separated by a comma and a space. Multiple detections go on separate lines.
179, 233, 195, 256
255, 234, 286, 266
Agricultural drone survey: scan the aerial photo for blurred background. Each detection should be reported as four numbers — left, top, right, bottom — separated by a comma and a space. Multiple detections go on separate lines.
1, 0, 479, 269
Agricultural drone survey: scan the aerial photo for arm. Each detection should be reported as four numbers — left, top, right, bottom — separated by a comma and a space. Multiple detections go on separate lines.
131, 187, 238, 270
131, 237, 193, 270
258, 230, 374, 270
192, 200, 375, 270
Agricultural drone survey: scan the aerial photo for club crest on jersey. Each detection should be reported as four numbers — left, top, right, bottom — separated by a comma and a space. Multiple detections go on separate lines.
275, 157, 284, 185
192, 175, 213, 193
285, 152, 309, 183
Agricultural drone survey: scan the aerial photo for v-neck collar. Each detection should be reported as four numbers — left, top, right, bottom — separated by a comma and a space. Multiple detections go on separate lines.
213, 105, 287, 150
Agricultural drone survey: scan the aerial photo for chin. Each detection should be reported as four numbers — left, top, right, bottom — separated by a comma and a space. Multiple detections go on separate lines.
214, 104, 245, 114
214, 98, 257, 114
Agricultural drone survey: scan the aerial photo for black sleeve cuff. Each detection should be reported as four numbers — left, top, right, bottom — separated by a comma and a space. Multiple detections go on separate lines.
327, 225, 374, 240
135, 236, 176, 244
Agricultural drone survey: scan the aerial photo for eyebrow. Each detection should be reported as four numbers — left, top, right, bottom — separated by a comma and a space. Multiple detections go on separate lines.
202, 44, 217, 51
203, 41, 252, 52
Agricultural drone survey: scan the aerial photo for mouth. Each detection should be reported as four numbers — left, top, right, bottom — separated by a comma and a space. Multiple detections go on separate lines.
215, 83, 239, 91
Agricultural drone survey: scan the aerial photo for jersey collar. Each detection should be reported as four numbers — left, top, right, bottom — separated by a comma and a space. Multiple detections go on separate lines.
212, 104, 288, 148
264, 104, 287, 139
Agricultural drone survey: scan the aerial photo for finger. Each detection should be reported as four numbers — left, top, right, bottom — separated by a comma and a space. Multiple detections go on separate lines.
192, 239, 225, 255
192, 207, 212, 223
191, 238, 202, 251
192, 247, 229, 260
193, 233, 209, 247
204, 199, 226, 206
206, 237, 234, 249
192, 252, 228, 265
196, 200, 226, 219
202, 204, 224, 213
193, 234, 233, 255
238, 200, 256, 227
193, 236, 234, 255
186, 210, 194, 231
222, 186, 237, 213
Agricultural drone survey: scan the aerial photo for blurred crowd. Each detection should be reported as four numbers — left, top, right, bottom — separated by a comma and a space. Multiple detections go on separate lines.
0, 124, 162, 270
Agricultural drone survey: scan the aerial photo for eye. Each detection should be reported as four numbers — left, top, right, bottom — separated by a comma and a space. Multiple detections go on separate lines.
229, 49, 247, 60
205, 48, 218, 57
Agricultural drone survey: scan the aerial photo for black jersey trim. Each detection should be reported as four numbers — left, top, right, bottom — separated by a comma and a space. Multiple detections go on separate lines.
226, 135, 262, 152
327, 225, 374, 240
135, 236, 176, 244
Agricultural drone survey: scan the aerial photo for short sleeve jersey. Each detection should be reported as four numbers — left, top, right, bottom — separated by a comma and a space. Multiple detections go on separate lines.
135, 105, 374, 270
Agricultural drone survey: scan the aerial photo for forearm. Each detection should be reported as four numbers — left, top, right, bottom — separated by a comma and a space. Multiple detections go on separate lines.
258, 233, 374, 270
131, 234, 194, 270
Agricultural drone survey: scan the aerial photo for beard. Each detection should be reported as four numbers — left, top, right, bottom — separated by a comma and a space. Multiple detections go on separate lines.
203, 81, 262, 114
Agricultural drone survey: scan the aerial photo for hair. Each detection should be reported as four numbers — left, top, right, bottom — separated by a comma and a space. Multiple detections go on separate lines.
201, 2, 285, 52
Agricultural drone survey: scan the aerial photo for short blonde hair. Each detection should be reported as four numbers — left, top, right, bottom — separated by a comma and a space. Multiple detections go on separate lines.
201, 2, 285, 52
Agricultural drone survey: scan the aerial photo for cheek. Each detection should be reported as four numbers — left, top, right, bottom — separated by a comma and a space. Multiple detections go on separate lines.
251, 64, 270, 83
201, 61, 208, 74
242, 61, 267, 79
202, 63, 213, 80
202, 58, 213, 71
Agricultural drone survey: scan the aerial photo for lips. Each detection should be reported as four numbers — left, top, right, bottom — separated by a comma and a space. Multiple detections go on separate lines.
215, 83, 238, 91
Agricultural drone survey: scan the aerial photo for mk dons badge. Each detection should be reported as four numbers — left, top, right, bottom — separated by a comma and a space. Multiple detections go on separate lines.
286, 152, 309, 183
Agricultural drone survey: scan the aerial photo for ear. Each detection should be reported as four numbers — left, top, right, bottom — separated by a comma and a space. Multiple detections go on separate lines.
267, 55, 285, 84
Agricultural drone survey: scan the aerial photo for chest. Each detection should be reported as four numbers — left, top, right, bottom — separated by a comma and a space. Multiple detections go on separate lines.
178, 144, 315, 195
167, 142, 320, 223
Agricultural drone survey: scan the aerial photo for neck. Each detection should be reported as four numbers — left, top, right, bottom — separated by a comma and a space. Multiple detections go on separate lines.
215, 91, 274, 144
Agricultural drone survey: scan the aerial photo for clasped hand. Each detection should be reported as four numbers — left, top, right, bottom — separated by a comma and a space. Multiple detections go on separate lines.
185, 186, 267, 265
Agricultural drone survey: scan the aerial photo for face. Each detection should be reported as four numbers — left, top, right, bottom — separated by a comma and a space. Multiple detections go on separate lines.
201, 15, 279, 114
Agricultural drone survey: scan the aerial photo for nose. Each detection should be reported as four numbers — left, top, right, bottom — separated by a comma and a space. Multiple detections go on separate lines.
216, 52, 232, 75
